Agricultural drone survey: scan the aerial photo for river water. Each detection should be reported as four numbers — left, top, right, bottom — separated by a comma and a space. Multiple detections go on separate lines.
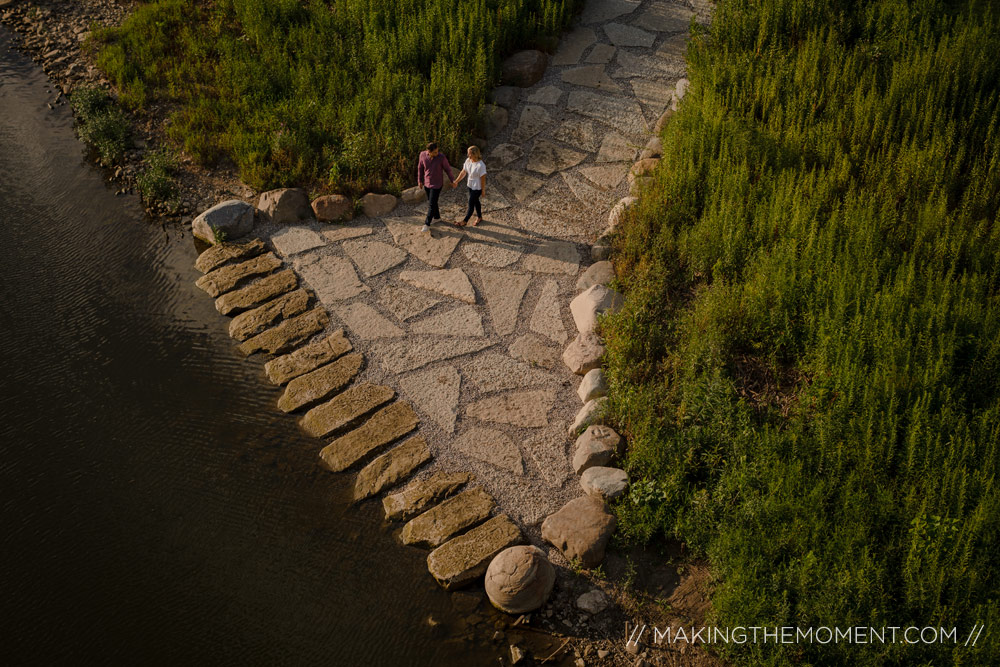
0, 29, 498, 666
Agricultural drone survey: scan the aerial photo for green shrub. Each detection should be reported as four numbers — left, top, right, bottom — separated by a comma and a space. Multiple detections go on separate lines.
70, 86, 131, 166
605, 1, 1000, 665
135, 148, 177, 204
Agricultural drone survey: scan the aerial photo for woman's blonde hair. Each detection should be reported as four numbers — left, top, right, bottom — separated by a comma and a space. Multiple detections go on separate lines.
467, 145, 482, 159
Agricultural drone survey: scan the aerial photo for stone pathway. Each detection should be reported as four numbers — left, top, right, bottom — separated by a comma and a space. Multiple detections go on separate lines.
193, 0, 708, 590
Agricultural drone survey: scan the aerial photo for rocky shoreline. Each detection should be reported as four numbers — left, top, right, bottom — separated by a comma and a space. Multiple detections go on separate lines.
2, 0, 722, 665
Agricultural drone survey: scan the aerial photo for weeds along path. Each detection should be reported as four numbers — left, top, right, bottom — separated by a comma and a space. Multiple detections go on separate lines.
197, 0, 711, 590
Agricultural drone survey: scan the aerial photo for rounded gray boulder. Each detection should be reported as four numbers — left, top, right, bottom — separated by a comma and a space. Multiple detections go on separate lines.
192, 199, 255, 244
485, 545, 555, 614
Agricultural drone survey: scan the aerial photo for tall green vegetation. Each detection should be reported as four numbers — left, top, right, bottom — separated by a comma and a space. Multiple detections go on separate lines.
605, 0, 1000, 665
88, 0, 576, 192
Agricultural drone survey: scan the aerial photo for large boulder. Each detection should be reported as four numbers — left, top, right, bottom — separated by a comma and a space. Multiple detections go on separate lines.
563, 331, 605, 375
401, 186, 426, 205
569, 397, 608, 436
258, 188, 312, 224
570, 284, 624, 334
312, 194, 353, 222
485, 545, 556, 614
580, 466, 629, 501
576, 260, 615, 291
501, 50, 548, 88
491, 86, 521, 109
577, 368, 608, 403
573, 425, 623, 474
361, 193, 398, 217
192, 199, 255, 244
541, 496, 616, 568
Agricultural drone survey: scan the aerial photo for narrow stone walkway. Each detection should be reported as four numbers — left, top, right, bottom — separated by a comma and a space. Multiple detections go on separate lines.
193, 0, 708, 588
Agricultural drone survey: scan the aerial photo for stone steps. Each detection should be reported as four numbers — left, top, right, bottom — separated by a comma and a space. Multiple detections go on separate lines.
216, 269, 298, 316
264, 329, 352, 385
228, 288, 310, 341
426, 515, 524, 591
196, 252, 282, 298
276, 352, 363, 413
195, 238, 266, 274
299, 383, 395, 437
353, 436, 432, 502
238, 308, 329, 356
382, 471, 473, 521
318, 401, 420, 472
400, 487, 496, 549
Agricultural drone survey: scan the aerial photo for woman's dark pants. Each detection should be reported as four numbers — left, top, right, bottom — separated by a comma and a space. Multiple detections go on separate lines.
463, 188, 482, 221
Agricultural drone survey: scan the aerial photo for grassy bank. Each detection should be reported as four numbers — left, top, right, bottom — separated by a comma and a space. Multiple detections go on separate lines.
88, 0, 577, 193
605, 1, 1000, 665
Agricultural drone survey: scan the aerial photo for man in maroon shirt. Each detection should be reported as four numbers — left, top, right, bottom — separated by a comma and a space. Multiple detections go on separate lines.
416, 142, 455, 233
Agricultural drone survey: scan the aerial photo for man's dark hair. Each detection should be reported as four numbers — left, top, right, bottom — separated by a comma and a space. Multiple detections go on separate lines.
426, 142, 438, 152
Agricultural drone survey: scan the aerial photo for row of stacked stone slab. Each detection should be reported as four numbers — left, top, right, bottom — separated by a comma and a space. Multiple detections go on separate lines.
192, 234, 530, 592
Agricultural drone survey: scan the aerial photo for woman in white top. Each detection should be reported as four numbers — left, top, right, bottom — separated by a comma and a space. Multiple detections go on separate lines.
452, 145, 487, 227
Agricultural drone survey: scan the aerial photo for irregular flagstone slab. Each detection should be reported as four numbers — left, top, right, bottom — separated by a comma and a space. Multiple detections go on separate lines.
300, 383, 396, 438
384, 471, 473, 521
465, 389, 556, 428
369, 337, 495, 373
461, 351, 557, 393
401, 487, 495, 548
333, 302, 405, 339
479, 270, 531, 336
410, 305, 484, 337
353, 436, 432, 501
604, 22, 655, 47
383, 217, 462, 268
399, 365, 461, 433
515, 208, 586, 240
525, 425, 573, 489
342, 239, 407, 277
566, 90, 647, 139
271, 225, 326, 257
319, 401, 420, 472
631, 78, 675, 116
530, 279, 568, 345
453, 427, 524, 475
596, 131, 639, 163
579, 164, 630, 192
580, 0, 639, 24
427, 515, 524, 590
552, 26, 597, 66
461, 222, 525, 268
216, 269, 297, 315
526, 86, 564, 105
560, 65, 621, 92
488, 144, 524, 168
238, 308, 329, 356
561, 171, 617, 210
196, 253, 282, 298
541, 496, 616, 567
634, 2, 696, 32
321, 225, 373, 243
523, 241, 581, 276
616, 50, 686, 79
196, 238, 265, 274
229, 288, 310, 341
276, 351, 363, 413
494, 170, 545, 202
264, 329, 353, 385
294, 254, 369, 302
377, 284, 441, 322
510, 105, 552, 144
585, 43, 616, 65
527, 140, 587, 176
552, 118, 601, 152
657, 32, 688, 61
510, 334, 562, 370
400, 269, 476, 304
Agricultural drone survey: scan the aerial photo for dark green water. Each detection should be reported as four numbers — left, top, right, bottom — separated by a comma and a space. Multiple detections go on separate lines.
0, 29, 497, 666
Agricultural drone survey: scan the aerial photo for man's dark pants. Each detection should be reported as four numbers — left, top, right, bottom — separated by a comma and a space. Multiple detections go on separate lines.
424, 187, 442, 225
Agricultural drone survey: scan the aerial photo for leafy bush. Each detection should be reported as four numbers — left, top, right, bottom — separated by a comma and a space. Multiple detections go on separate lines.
605, 1, 1000, 665
70, 86, 131, 166
136, 148, 177, 204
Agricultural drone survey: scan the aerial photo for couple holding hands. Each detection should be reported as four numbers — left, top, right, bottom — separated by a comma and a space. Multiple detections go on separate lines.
417, 142, 487, 233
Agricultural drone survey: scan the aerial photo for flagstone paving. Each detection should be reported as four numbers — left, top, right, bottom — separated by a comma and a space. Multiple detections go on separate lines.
193, 0, 703, 588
